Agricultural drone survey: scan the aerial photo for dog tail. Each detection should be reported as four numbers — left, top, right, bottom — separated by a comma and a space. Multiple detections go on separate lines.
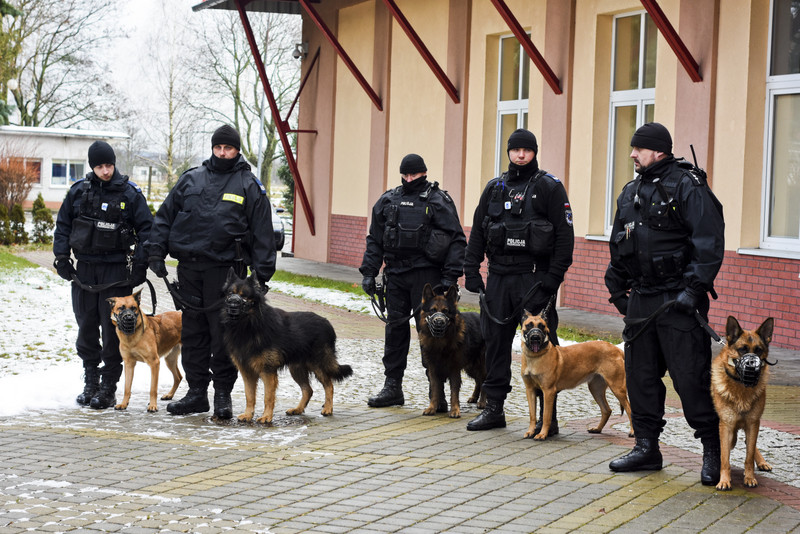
331, 363, 353, 382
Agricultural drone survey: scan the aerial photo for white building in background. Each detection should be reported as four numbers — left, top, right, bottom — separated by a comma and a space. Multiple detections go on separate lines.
0, 125, 127, 209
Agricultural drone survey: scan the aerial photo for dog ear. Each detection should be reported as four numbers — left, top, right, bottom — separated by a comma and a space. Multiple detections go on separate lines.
445, 284, 459, 304
226, 267, 239, 285
248, 271, 263, 291
133, 290, 142, 305
756, 317, 775, 346
106, 297, 116, 309
521, 309, 531, 324
725, 316, 743, 344
422, 283, 434, 303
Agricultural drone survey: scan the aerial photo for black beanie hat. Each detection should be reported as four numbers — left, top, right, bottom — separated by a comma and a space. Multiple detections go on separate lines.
88, 141, 116, 169
507, 128, 538, 153
399, 153, 427, 175
211, 124, 241, 151
630, 122, 672, 153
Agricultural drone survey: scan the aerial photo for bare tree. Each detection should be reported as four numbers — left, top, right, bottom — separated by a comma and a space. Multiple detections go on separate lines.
193, 10, 301, 190
2, 0, 122, 128
0, 137, 37, 211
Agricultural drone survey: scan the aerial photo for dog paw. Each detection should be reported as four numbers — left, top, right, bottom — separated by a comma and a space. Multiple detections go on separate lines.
422, 406, 436, 416
587, 427, 602, 434
467, 396, 478, 403
146, 406, 158, 413
237, 414, 253, 423
448, 410, 461, 419
256, 416, 273, 425
628, 430, 635, 437
744, 477, 759, 488
533, 433, 548, 441
758, 462, 773, 472
716, 480, 732, 491
161, 394, 174, 400
114, 404, 127, 410
285, 408, 304, 415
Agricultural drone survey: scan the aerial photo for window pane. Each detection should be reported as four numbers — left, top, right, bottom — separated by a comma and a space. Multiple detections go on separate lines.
520, 47, 530, 99
52, 161, 67, 186
69, 163, 84, 183
645, 104, 655, 123
28, 159, 41, 183
500, 113, 519, 163
500, 38, 521, 101
611, 106, 638, 220
769, 93, 800, 239
643, 15, 658, 88
770, 0, 800, 76
614, 15, 641, 92
522, 112, 528, 130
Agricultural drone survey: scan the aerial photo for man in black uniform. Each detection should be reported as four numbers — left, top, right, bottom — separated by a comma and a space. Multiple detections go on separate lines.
146, 125, 276, 419
605, 122, 724, 486
53, 141, 152, 409
360, 154, 467, 408
464, 129, 574, 432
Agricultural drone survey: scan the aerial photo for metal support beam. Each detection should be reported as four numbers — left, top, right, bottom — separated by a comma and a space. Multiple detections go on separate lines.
234, 0, 316, 234
490, 0, 562, 95
380, 0, 459, 104
284, 46, 321, 126
640, 0, 702, 82
298, 0, 383, 111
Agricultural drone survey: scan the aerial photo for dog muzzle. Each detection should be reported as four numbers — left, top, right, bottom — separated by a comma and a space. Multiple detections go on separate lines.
523, 328, 549, 353
733, 353, 763, 387
115, 309, 138, 335
224, 294, 252, 320
426, 312, 450, 338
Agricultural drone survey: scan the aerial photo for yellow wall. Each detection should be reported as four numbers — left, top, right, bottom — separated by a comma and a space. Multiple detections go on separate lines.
331, 1, 375, 216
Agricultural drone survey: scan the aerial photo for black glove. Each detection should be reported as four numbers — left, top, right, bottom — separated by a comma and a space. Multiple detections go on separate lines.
131, 264, 147, 287
613, 296, 629, 315
464, 272, 485, 293
148, 257, 168, 278
540, 273, 561, 295
54, 256, 76, 281
361, 275, 376, 296
674, 287, 701, 315
440, 278, 456, 292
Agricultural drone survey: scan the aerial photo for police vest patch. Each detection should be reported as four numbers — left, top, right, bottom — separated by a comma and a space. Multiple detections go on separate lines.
222, 193, 244, 205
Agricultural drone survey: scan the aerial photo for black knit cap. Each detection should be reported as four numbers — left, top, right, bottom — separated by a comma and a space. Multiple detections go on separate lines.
507, 128, 538, 153
399, 153, 427, 175
630, 122, 672, 153
88, 141, 116, 168
211, 124, 241, 151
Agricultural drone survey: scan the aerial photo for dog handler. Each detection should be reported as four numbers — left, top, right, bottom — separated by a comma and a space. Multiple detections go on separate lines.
463, 129, 574, 432
605, 122, 724, 485
54, 141, 152, 409
360, 154, 467, 408
145, 125, 276, 419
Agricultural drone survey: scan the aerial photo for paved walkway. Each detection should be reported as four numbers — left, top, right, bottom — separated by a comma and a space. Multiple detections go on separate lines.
0, 251, 798, 533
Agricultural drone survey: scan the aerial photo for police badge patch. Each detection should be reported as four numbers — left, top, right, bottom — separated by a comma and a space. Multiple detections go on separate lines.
564, 203, 573, 226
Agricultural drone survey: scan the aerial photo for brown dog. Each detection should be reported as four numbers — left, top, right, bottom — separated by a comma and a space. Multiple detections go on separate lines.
711, 316, 774, 490
418, 283, 486, 418
520, 310, 634, 440
107, 291, 183, 412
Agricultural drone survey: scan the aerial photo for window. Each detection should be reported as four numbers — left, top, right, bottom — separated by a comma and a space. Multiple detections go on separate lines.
763, 0, 800, 252
605, 12, 657, 232
6, 157, 41, 184
496, 35, 530, 176
51, 160, 84, 187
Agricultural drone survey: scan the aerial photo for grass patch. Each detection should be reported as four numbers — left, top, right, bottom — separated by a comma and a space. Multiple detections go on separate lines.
271, 269, 363, 295
0, 247, 38, 271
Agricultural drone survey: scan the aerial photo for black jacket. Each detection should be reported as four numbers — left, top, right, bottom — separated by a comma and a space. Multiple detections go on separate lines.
464, 164, 574, 283
360, 177, 466, 281
145, 155, 276, 281
605, 156, 725, 296
53, 169, 152, 267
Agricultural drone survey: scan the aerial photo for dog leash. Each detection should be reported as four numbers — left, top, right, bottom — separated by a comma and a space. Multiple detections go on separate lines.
622, 299, 725, 345
69, 274, 159, 316
368, 280, 447, 326
478, 281, 544, 326
160, 275, 225, 313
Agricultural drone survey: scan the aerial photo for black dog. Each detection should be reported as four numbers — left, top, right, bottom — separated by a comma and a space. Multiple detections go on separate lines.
220, 269, 353, 424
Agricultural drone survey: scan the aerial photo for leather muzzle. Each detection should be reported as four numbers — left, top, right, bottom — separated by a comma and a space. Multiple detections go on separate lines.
115, 308, 138, 335
426, 311, 450, 338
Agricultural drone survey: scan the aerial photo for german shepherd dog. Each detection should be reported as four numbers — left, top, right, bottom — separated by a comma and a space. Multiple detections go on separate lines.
107, 291, 183, 412
220, 269, 353, 424
418, 283, 486, 418
712, 316, 775, 490
520, 310, 633, 440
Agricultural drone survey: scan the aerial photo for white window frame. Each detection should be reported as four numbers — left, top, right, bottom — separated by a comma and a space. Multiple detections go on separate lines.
761, 0, 800, 253
605, 11, 655, 234
495, 34, 530, 177
51, 159, 85, 187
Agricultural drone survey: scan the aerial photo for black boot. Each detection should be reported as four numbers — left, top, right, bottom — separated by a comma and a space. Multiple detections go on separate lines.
213, 388, 233, 420
534, 390, 559, 436
466, 398, 506, 431
609, 437, 663, 472
368, 377, 404, 407
76, 367, 100, 406
701, 440, 721, 486
89, 381, 117, 410
167, 387, 210, 415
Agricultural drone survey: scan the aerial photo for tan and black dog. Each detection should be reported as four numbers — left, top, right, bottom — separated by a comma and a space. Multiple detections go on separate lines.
418, 283, 486, 418
712, 315, 775, 491
520, 310, 633, 440
107, 290, 183, 412
219, 269, 353, 424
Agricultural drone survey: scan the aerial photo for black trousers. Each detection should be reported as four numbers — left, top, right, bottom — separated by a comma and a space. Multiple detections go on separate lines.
624, 289, 719, 442
382, 266, 441, 380
73, 261, 133, 386
481, 270, 558, 401
177, 264, 238, 392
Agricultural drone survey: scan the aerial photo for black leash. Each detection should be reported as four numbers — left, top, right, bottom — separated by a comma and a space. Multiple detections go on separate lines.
69, 275, 159, 316
160, 275, 224, 313
368, 277, 447, 327
478, 281, 543, 326
622, 299, 725, 345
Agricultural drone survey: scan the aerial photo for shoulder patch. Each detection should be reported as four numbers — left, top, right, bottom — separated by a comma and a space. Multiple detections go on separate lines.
70, 178, 87, 189
251, 175, 267, 195
545, 173, 560, 183
128, 180, 142, 193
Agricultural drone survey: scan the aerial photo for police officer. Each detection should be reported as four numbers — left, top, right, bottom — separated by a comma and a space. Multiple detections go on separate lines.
53, 140, 152, 409
360, 154, 467, 408
146, 125, 276, 419
464, 129, 574, 432
605, 122, 724, 486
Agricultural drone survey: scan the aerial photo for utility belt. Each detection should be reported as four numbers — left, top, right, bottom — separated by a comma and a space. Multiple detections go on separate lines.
484, 218, 554, 257
69, 216, 134, 255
